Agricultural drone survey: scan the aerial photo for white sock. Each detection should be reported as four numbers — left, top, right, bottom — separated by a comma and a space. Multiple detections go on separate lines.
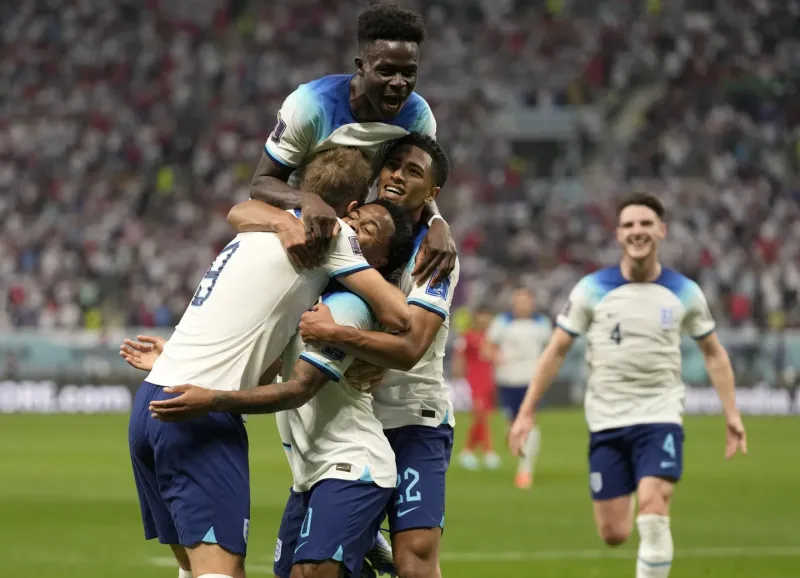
636, 514, 673, 578
178, 569, 192, 578
517, 426, 541, 475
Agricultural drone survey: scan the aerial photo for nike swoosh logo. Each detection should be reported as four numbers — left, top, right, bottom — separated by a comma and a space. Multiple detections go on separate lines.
660, 461, 676, 468
397, 507, 419, 518
294, 541, 308, 554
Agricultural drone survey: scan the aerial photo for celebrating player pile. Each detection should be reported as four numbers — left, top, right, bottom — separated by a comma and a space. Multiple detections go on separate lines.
509, 192, 747, 578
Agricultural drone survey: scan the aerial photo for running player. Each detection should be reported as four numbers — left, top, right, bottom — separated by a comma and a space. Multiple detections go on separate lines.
127, 148, 412, 578
509, 192, 747, 578
248, 3, 457, 287
453, 306, 500, 471
486, 287, 553, 489
296, 133, 456, 578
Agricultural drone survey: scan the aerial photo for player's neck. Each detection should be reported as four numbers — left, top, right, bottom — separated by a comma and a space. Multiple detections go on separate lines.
620, 257, 661, 283
349, 76, 383, 122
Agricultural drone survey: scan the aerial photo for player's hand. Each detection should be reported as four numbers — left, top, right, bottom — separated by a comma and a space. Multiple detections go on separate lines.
299, 304, 338, 347
119, 335, 166, 372
148, 385, 215, 422
725, 412, 747, 459
277, 215, 319, 269
412, 217, 457, 286
345, 360, 386, 393
300, 193, 340, 260
508, 411, 535, 457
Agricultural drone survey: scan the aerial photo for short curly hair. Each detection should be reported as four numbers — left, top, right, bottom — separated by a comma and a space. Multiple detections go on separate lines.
378, 132, 450, 188
299, 148, 372, 214
357, 4, 426, 47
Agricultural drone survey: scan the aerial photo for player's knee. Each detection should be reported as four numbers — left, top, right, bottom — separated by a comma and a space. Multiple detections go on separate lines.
393, 532, 438, 578
598, 522, 632, 546
638, 489, 671, 515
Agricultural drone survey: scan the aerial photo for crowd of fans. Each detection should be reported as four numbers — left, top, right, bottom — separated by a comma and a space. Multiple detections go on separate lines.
2, 0, 799, 331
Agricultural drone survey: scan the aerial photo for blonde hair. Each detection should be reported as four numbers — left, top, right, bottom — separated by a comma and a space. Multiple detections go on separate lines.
299, 147, 372, 214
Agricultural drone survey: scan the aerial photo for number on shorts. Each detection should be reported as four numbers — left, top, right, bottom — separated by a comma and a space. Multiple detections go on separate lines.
191, 241, 240, 307
662, 433, 676, 459
394, 467, 422, 505
610, 322, 622, 345
299, 507, 313, 538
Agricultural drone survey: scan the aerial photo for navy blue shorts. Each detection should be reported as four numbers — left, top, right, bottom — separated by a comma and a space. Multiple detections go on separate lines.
497, 385, 533, 420
385, 424, 454, 533
272, 479, 393, 578
128, 381, 251, 555
588, 423, 684, 501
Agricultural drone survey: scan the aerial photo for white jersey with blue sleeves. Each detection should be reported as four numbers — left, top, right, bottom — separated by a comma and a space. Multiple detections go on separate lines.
487, 312, 553, 387
372, 226, 459, 430
146, 217, 370, 393
557, 266, 716, 432
265, 74, 436, 184
277, 291, 396, 492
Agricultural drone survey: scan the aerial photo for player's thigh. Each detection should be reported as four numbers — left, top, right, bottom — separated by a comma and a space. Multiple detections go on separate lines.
289, 561, 344, 578
631, 424, 684, 515
273, 489, 309, 578
588, 428, 637, 544
186, 542, 245, 578
293, 479, 393, 577
128, 381, 180, 544
169, 544, 191, 571
150, 396, 251, 557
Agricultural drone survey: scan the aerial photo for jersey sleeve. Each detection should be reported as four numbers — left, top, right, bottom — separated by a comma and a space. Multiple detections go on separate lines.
264, 86, 320, 169
682, 282, 716, 339
485, 315, 507, 344
411, 98, 437, 138
322, 221, 372, 279
556, 279, 594, 336
298, 292, 375, 382
406, 258, 459, 319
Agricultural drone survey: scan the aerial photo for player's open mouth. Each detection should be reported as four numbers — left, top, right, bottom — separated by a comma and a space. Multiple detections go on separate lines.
383, 95, 404, 109
383, 185, 405, 197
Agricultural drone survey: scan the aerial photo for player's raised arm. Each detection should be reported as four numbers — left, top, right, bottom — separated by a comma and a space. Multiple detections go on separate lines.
301, 262, 459, 370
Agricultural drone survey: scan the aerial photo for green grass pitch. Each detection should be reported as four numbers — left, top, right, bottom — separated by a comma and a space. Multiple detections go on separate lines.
2, 410, 798, 577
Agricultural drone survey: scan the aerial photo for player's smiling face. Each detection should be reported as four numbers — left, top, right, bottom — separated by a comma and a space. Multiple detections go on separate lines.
343, 204, 396, 269
357, 40, 419, 119
617, 204, 666, 261
377, 144, 439, 214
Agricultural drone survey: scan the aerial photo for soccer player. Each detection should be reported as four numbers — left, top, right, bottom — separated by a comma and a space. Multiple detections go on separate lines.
248, 3, 457, 287
452, 307, 500, 471
127, 148, 413, 578
509, 193, 748, 578
296, 133, 456, 578
486, 287, 553, 489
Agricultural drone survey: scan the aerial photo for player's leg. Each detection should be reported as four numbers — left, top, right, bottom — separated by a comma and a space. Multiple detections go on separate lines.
477, 388, 500, 469
129, 382, 191, 575
459, 382, 490, 470
385, 424, 453, 578
150, 389, 251, 578
499, 386, 538, 488
631, 424, 685, 578
588, 427, 637, 545
273, 489, 308, 578
290, 479, 394, 578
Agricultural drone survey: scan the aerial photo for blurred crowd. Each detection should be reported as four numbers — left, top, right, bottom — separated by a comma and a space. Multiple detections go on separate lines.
2, 0, 799, 331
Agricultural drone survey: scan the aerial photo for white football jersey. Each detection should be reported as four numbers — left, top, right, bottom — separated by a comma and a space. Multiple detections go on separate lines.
146, 216, 370, 392
277, 291, 396, 492
487, 313, 553, 387
372, 227, 459, 429
265, 74, 436, 185
557, 266, 716, 432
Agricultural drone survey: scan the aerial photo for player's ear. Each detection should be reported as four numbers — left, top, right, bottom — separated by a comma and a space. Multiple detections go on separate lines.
659, 222, 667, 238
425, 186, 441, 204
355, 56, 365, 77
616, 226, 625, 245
345, 200, 359, 214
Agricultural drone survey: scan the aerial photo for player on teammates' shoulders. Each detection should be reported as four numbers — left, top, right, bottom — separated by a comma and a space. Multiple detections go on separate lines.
509, 192, 747, 578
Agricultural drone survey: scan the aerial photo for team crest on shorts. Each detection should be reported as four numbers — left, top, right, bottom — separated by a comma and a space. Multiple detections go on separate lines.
590, 472, 603, 493
274, 538, 282, 562
243, 518, 250, 544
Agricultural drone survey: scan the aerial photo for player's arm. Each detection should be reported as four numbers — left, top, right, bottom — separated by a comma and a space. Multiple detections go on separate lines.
451, 337, 468, 379
516, 327, 576, 418
336, 269, 411, 332
695, 332, 737, 414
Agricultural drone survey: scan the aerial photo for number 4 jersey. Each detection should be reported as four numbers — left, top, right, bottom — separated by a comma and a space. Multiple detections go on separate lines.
146, 218, 370, 392
556, 266, 716, 433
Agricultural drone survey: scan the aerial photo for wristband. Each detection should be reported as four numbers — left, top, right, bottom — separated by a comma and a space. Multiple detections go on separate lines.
427, 214, 445, 228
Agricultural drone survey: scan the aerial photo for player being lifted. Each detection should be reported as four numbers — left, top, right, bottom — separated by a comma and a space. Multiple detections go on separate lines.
126, 148, 413, 578
509, 193, 747, 578
251, 3, 456, 287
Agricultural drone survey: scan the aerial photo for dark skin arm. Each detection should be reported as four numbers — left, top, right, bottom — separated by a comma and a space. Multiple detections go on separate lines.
299, 303, 444, 371
414, 201, 457, 286
148, 359, 329, 421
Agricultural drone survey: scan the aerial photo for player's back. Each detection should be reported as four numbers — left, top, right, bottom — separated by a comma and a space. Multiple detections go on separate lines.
147, 218, 369, 392
266, 74, 436, 182
277, 292, 396, 492
558, 266, 715, 431
373, 226, 460, 429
